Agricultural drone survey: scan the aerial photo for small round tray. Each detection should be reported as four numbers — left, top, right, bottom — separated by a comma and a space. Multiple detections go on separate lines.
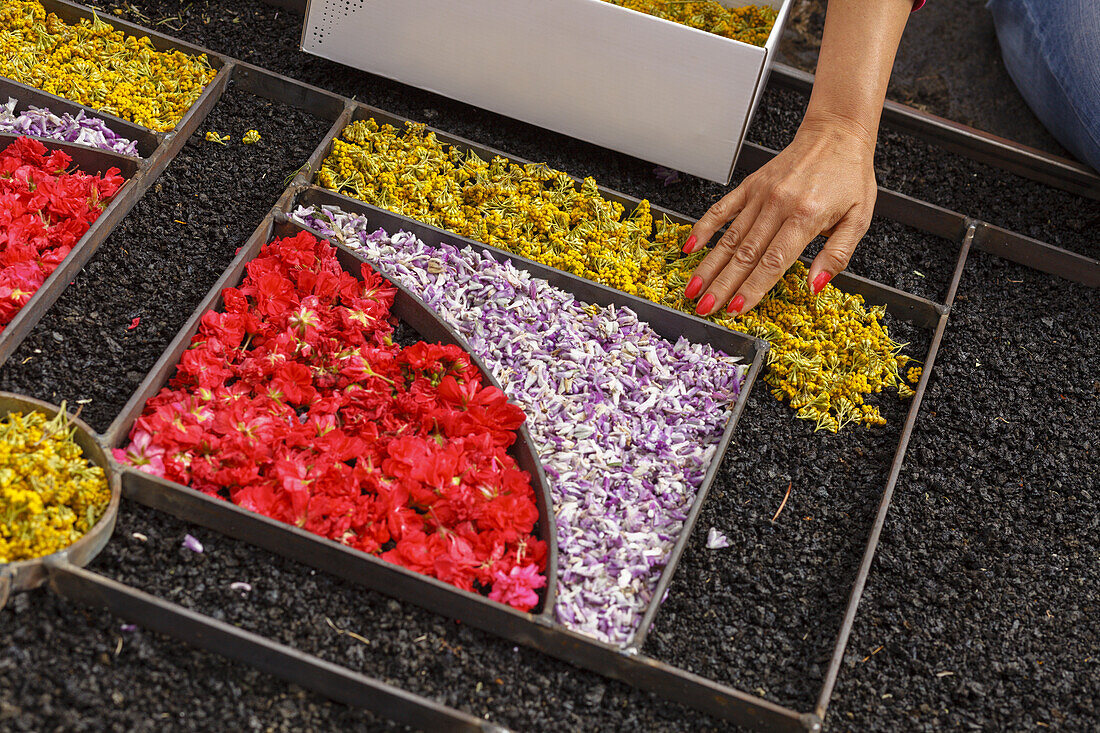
0, 392, 120, 609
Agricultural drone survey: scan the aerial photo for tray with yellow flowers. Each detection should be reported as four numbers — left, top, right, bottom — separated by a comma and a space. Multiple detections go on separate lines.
0, 392, 120, 608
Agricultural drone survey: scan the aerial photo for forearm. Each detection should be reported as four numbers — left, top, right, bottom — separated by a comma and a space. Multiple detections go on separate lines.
804, 0, 913, 146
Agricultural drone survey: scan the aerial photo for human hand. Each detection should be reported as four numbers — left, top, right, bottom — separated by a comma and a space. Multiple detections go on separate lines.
681, 113, 878, 316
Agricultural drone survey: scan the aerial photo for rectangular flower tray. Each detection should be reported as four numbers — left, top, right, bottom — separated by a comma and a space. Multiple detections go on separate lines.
282, 184, 769, 643
104, 211, 805, 731
0, 134, 139, 367
300, 99, 948, 331
105, 195, 769, 633
106, 211, 564, 613
9, 0, 232, 136
0, 75, 161, 158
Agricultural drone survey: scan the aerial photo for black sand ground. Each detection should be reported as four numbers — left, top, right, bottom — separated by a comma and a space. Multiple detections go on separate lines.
3, 1, 1098, 730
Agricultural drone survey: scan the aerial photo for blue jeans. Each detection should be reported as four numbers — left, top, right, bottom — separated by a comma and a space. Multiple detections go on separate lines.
988, 0, 1100, 172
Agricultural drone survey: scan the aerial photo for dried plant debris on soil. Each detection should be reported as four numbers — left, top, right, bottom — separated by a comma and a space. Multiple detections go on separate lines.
0, 82, 330, 433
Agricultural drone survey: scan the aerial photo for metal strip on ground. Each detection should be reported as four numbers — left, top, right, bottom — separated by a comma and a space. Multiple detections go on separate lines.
47, 563, 507, 733
813, 224, 977, 718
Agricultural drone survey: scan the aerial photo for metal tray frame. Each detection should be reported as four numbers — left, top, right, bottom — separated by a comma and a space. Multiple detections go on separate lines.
0, 392, 121, 603
0, 1, 1093, 731
769, 62, 1100, 202
0, 133, 141, 366
107, 213, 563, 615
278, 195, 764, 645
0, 76, 160, 157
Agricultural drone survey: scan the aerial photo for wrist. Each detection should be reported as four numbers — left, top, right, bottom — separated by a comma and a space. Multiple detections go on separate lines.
797, 108, 878, 156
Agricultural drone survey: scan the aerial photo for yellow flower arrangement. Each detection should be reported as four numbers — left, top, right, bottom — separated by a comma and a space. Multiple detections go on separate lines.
318, 120, 914, 431
0, 406, 110, 563
0, 0, 216, 131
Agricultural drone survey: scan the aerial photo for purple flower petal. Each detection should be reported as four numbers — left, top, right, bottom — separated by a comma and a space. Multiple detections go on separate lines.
706, 527, 731, 550
290, 204, 747, 647
182, 534, 204, 554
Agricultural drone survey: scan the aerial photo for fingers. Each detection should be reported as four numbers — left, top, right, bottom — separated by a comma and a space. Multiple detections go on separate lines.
731, 218, 815, 312
682, 196, 762, 300
806, 210, 869, 294
683, 184, 749, 254
690, 198, 784, 315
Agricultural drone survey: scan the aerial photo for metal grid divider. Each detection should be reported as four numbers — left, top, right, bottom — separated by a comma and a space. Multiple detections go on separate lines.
25, 9, 974, 727
814, 223, 977, 719
97, 200, 799, 730
738, 140, 1100, 285
46, 563, 504, 733
277, 190, 766, 641
0, 53, 234, 367
0, 75, 161, 157
970, 222, 1100, 287
260, 92, 966, 729
3, 2, 1095, 731
769, 62, 1100, 201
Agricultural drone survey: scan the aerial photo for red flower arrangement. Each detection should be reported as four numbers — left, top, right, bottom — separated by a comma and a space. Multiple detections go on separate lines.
0, 136, 124, 328
115, 232, 547, 611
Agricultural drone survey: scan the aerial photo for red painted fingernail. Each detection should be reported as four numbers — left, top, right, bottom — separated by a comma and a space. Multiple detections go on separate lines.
811, 271, 833, 295
682, 235, 697, 254
696, 293, 715, 315
684, 275, 703, 300
726, 294, 745, 314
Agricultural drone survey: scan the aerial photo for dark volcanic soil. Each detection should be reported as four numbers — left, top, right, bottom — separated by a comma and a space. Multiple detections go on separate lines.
778, 0, 1069, 156
4, 1, 1099, 731
69, 501, 716, 732
828, 251, 1100, 730
0, 588, 400, 733
750, 87, 1100, 262
0, 82, 330, 433
643, 319, 932, 710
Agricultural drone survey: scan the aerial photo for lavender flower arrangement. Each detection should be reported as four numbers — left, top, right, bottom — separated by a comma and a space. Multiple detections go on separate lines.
292, 204, 746, 646
1, 98, 140, 157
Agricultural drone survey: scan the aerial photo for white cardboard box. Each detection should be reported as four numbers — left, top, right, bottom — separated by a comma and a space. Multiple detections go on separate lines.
301, 0, 792, 184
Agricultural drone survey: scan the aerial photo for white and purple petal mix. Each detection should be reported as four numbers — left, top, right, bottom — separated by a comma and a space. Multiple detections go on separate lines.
0, 97, 141, 157
291, 204, 747, 646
